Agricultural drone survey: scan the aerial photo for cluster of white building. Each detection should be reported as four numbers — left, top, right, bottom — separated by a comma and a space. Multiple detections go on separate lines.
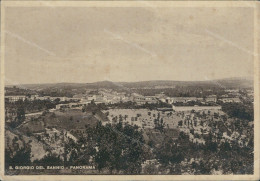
5, 95, 27, 102
6, 88, 251, 110
156, 94, 217, 104
218, 97, 241, 103
5, 95, 80, 103
73, 90, 159, 106
217, 88, 254, 103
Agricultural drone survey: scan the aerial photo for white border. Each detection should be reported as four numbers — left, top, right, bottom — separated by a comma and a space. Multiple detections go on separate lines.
0, 1, 259, 180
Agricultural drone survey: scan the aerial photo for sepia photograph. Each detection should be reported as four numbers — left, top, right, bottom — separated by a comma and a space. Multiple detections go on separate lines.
0, 1, 259, 180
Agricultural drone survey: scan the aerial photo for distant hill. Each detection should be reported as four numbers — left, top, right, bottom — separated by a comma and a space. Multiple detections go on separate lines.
85, 81, 127, 89
7, 77, 253, 91
210, 77, 253, 89
119, 77, 253, 89
13, 83, 87, 90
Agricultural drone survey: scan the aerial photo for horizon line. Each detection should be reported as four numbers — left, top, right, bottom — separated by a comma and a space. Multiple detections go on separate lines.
4, 76, 254, 87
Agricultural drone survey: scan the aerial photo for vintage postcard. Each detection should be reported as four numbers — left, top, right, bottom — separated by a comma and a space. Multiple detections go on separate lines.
0, 1, 259, 180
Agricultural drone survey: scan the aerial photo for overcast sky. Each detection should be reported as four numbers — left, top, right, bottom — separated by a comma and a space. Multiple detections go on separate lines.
4, 6, 254, 84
